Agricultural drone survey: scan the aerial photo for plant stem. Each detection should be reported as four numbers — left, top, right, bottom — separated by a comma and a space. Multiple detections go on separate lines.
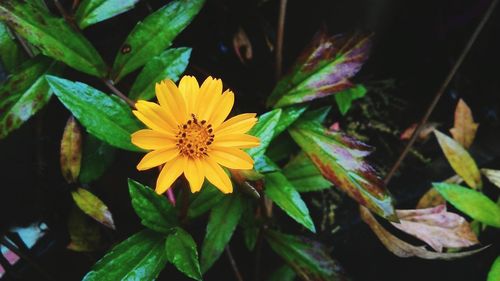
226, 245, 244, 281
383, 0, 499, 186
53, 0, 79, 30
275, 0, 288, 80
102, 79, 136, 108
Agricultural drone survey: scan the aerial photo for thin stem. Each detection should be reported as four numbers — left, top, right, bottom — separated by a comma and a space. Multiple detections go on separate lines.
226, 246, 244, 281
53, 0, 78, 30
12, 31, 34, 58
275, 0, 288, 80
383, 0, 499, 186
102, 79, 136, 108
71, 0, 81, 11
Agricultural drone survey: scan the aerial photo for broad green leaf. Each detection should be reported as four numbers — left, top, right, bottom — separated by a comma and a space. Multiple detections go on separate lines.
247, 108, 282, 159
264, 172, 315, 232
75, 0, 140, 29
67, 207, 103, 252
487, 256, 500, 281
0, 0, 107, 76
254, 155, 280, 173
79, 134, 116, 183
434, 130, 482, 189
283, 152, 331, 192
240, 200, 258, 251
83, 230, 167, 281
111, 0, 204, 81
300, 106, 332, 123
200, 194, 244, 273
265, 230, 347, 281
334, 84, 367, 115
272, 104, 308, 139
187, 182, 224, 219
0, 56, 60, 139
60, 116, 82, 183
71, 188, 115, 229
434, 183, 500, 227
165, 227, 202, 281
289, 119, 396, 220
267, 32, 371, 108
128, 179, 178, 233
0, 21, 27, 72
46, 76, 143, 151
129, 47, 191, 101
267, 265, 296, 281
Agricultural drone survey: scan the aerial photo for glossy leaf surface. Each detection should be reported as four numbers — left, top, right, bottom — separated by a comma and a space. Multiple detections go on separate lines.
247, 108, 281, 159
75, 0, 140, 29
165, 227, 202, 281
283, 152, 331, 192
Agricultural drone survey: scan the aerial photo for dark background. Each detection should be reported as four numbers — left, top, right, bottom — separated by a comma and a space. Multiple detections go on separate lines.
1, 0, 499, 280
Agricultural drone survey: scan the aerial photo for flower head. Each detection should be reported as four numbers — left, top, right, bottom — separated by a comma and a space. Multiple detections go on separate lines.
131, 76, 259, 194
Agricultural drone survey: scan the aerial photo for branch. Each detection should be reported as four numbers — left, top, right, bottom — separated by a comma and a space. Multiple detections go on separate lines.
102, 79, 136, 108
226, 245, 244, 281
275, 0, 288, 80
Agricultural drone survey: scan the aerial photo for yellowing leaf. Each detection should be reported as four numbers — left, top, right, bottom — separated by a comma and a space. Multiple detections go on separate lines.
481, 168, 500, 189
449, 99, 478, 149
72, 188, 115, 229
391, 205, 479, 252
360, 206, 488, 259
416, 174, 463, 209
433, 130, 482, 189
60, 116, 82, 183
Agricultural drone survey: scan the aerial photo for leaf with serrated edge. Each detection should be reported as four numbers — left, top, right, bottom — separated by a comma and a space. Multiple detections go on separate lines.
450, 99, 478, 149
165, 227, 202, 281
60, 116, 82, 183
75, 0, 140, 29
433, 130, 482, 189
71, 188, 115, 229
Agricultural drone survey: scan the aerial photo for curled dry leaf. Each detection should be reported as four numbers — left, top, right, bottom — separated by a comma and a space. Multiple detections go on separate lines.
481, 168, 500, 189
400, 122, 439, 141
390, 205, 479, 252
360, 206, 488, 259
60, 116, 82, 183
417, 174, 463, 209
233, 27, 253, 63
450, 99, 479, 149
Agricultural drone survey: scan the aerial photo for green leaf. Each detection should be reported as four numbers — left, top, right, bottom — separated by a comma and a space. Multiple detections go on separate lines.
0, 57, 61, 139
0, 21, 27, 72
300, 106, 332, 124
267, 265, 296, 281
267, 32, 371, 108
46, 75, 143, 151
247, 108, 282, 159
487, 256, 500, 281
0, 0, 107, 76
272, 104, 308, 139
188, 182, 224, 219
265, 230, 347, 281
283, 152, 331, 192
334, 84, 367, 115
83, 230, 167, 281
264, 172, 316, 232
71, 188, 115, 229
128, 179, 178, 233
60, 116, 82, 183
433, 182, 500, 227
79, 134, 116, 183
240, 201, 259, 251
129, 47, 191, 101
434, 130, 482, 189
165, 227, 202, 281
200, 194, 244, 273
289, 119, 396, 220
75, 0, 140, 29
254, 155, 280, 173
111, 0, 204, 81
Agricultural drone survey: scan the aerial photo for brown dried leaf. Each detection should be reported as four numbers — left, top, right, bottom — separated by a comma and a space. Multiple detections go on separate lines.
360, 206, 488, 259
400, 122, 439, 141
391, 205, 479, 252
233, 27, 253, 63
450, 99, 479, 149
60, 116, 82, 183
481, 169, 500, 189
417, 174, 463, 209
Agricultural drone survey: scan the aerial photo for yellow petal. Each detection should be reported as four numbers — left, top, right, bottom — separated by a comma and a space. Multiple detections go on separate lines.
137, 147, 178, 170
178, 76, 199, 114
131, 129, 175, 150
210, 147, 253, 169
197, 77, 223, 122
156, 156, 187, 194
135, 100, 177, 130
133, 110, 171, 134
203, 158, 233, 193
215, 113, 257, 136
184, 158, 204, 193
209, 90, 234, 128
212, 134, 260, 148
155, 80, 187, 124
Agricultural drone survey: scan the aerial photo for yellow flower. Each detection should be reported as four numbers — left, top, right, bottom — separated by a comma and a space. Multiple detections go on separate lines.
131, 76, 260, 194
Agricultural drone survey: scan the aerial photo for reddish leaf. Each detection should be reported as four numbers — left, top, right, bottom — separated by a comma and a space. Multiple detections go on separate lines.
400, 122, 439, 141
450, 99, 478, 149
391, 205, 479, 252
360, 206, 488, 259
289, 120, 396, 220
233, 27, 253, 63
267, 31, 372, 107
60, 116, 82, 183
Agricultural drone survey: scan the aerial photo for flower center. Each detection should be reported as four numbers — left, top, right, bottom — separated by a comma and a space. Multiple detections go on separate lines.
175, 114, 214, 158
